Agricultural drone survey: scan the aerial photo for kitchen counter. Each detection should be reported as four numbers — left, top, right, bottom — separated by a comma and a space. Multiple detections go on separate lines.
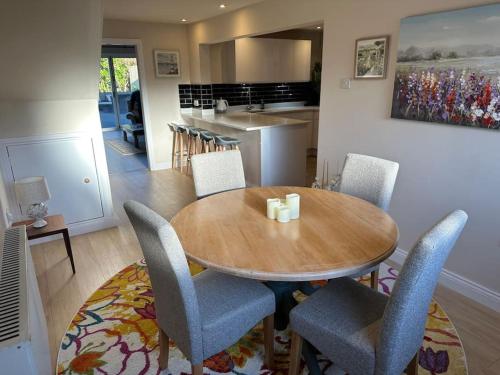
184, 111, 309, 131
182, 108, 312, 187
245, 105, 320, 114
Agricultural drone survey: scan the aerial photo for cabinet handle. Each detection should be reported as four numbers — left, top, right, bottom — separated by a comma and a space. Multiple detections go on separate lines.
84, 178, 91, 184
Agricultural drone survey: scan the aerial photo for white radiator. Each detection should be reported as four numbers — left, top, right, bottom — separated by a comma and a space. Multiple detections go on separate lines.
0, 227, 51, 374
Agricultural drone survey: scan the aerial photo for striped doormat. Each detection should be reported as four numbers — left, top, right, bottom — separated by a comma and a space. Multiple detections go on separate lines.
105, 139, 145, 156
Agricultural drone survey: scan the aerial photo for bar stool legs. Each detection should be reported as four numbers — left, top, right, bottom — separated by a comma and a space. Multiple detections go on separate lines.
168, 123, 189, 173
169, 124, 241, 173
171, 131, 177, 169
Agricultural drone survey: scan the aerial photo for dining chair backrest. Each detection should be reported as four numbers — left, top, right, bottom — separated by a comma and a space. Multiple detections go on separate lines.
191, 149, 246, 198
338, 153, 399, 211
376, 210, 468, 375
123, 200, 204, 363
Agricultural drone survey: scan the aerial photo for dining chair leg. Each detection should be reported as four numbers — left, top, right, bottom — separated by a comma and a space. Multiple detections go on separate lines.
370, 267, 379, 290
191, 363, 203, 375
406, 351, 419, 375
263, 314, 275, 368
288, 331, 303, 375
158, 328, 169, 370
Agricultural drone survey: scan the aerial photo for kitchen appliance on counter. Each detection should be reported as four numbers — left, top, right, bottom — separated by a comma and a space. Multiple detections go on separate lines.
215, 98, 229, 113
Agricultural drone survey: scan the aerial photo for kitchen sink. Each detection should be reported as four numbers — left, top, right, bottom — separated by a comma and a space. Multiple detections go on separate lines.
244, 109, 266, 113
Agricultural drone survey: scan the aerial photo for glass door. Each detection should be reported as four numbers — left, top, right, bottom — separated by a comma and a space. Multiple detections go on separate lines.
98, 54, 141, 130
98, 58, 117, 130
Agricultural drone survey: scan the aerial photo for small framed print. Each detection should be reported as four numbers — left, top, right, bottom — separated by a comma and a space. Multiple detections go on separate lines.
154, 50, 181, 78
354, 36, 389, 79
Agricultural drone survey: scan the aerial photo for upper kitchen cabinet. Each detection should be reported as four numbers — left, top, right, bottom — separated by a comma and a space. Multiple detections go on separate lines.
236, 38, 311, 83
209, 38, 312, 83
210, 41, 236, 83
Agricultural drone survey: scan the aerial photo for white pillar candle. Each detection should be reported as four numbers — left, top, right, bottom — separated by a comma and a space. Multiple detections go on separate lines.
286, 193, 300, 220
277, 206, 291, 223
266, 198, 281, 219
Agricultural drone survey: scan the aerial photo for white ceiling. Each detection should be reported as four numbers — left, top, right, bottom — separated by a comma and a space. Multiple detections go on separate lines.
103, 0, 265, 24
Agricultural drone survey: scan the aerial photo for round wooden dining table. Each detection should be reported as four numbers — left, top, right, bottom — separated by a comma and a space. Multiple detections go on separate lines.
172, 186, 398, 374
171, 186, 399, 282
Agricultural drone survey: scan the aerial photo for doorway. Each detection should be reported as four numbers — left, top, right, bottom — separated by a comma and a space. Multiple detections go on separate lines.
99, 44, 149, 174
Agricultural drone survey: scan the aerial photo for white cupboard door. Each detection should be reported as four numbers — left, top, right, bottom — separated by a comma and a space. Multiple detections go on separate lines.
7, 137, 104, 224
235, 38, 311, 83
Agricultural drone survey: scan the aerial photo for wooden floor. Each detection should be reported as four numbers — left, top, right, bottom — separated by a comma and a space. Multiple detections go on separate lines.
31, 168, 500, 374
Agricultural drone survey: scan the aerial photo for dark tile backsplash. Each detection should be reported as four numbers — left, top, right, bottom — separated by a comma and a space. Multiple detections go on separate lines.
178, 84, 192, 109
178, 82, 313, 109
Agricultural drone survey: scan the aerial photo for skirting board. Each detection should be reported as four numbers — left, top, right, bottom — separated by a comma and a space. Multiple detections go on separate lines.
150, 161, 171, 171
389, 248, 500, 312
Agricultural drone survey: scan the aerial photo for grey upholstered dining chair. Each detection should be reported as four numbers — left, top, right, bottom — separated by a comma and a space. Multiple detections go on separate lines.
288, 210, 468, 375
338, 153, 399, 289
124, 200, 275, 375
191, 149, 246, 198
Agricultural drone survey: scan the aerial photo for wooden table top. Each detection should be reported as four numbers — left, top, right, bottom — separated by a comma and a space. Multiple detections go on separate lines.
171, 187, 399, 281
13, 214, 66, 239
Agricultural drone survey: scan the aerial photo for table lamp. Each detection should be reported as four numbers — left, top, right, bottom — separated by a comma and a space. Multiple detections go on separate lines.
14, 176, 51, 228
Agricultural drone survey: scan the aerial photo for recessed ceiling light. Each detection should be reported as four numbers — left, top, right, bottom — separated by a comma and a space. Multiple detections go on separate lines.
181, 18, 188, 22
219, 4, 227, 8
316, 26, 322, 29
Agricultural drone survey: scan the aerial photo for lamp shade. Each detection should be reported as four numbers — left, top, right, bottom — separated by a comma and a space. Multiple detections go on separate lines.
14, 176, 51, 206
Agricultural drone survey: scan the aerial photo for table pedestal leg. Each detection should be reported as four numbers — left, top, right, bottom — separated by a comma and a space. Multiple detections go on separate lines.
265, 281, 298, 330
302, 340, 322, 375
265, 281, 323, 375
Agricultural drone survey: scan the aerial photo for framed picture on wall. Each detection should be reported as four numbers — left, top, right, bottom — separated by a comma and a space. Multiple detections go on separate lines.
391, 3, 500, 130
154, 50, 180, 77
354, 36, 390, 79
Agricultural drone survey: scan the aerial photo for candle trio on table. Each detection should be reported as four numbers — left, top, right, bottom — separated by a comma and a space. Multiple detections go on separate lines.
266, 193, 300, 223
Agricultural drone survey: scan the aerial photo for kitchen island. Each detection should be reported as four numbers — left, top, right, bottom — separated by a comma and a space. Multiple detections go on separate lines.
182, 111, 310, 187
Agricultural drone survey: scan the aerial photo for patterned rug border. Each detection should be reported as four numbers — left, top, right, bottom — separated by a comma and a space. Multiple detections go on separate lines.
56, 260, 469, 375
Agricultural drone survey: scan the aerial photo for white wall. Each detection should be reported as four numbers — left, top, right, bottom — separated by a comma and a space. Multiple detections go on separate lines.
103, 19, 191, 168
0, 0, 111, 229
188, 0, 500, 308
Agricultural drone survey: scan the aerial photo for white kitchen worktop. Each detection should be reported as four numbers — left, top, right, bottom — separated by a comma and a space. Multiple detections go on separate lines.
184, 111, 309, 131
243, 105, 320, 114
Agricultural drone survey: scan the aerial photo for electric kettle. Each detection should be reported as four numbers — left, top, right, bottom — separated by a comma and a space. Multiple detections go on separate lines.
215, 98, 229, 113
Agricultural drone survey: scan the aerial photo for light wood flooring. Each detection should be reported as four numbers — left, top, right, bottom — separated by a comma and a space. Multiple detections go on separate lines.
31, 168, 500, 374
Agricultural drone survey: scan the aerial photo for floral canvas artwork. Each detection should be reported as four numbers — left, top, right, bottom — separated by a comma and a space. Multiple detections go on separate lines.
391, 4, 500, 129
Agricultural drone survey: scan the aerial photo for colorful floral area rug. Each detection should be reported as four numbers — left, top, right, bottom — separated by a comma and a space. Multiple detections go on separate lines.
57, 260, 468, 375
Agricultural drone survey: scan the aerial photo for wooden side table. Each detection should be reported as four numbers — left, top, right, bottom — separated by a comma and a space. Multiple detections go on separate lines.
13, 214, 76, 273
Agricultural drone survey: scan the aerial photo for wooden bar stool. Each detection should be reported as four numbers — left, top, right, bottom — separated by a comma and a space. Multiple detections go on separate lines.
186, 127, 207, 173
214, 135, 241, 151
199, 130, 219, 153
168, 123, 189, 173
